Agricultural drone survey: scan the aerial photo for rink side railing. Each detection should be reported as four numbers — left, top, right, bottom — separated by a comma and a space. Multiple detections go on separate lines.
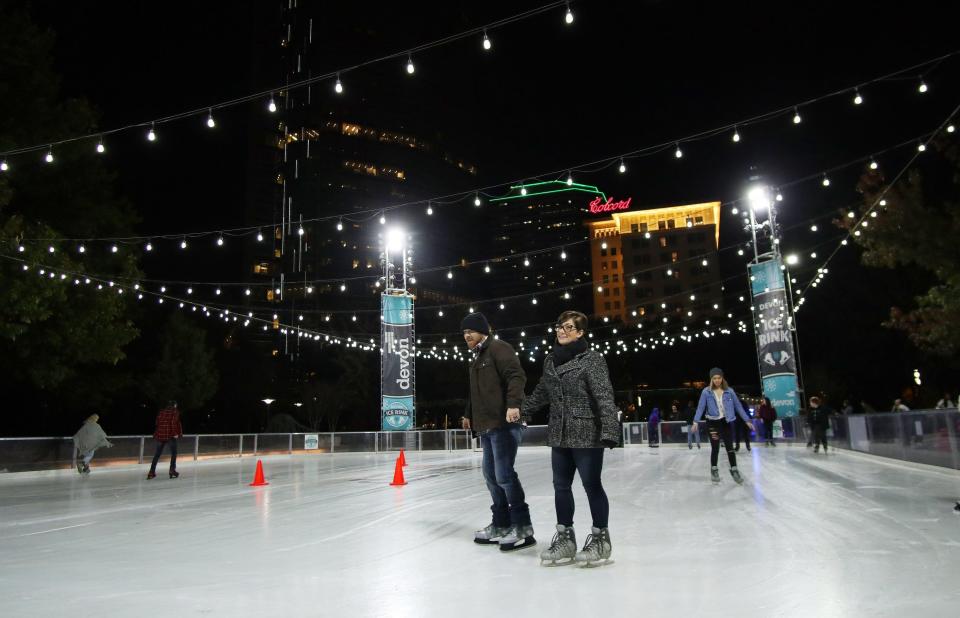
2, 410, 958, 472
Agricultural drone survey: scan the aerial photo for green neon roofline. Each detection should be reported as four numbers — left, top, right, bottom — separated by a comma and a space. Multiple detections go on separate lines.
492, 180, 606, 202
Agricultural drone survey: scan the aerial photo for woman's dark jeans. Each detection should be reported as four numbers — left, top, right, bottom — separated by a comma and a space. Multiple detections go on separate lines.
552, 447, 609, 529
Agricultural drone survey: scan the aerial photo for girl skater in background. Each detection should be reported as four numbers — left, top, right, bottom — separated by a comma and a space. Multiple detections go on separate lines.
691, 368, 754, 484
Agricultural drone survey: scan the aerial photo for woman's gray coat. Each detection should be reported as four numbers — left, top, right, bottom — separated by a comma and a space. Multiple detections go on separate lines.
521, 349, 620, 448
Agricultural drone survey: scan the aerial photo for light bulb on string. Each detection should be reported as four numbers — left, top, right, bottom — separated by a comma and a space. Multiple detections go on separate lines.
618, 159, 626, 173
447, 270, 453, 279
482, 30, 491, 50
206, 109, 216, 128
560, 249, 567, 260
110, 244, 118, 253
379, 213, 386, 225
520, 184, 527, 196
215, 288, 222, 296
564, 2, 574, 24
853, 88, 863, 105
474, 193, 481, 207
821, 174, 830, 187
147, 123, 156, 142
810, 224, 818, 232
869, 158, 878, 170
0, 160, 8, 172
566, 172, 574, 186
731, 206, 739, 215
297, 225, 304, 236
340, 283, 346, 292
948, 125, 956, 133
267, 94, 277, 113
484, 264, 490, 273
406, 53, 415, 75
732, 126, 740, 142
45, 148, 54, 163
674, 143, 683, 158
256, 229, 263, 242
216, 235, 224, 246
918, 80, 928, 93
334, 73, 343, 94
336, 218, 343, 231
180, 238, 188, 249
917, 141, 926, 152
426, 203, 433, 215
792, 107, 802, 124
96, 137, 105, 153
775, 191, 783, 201
523, 257, 530, 267
78, 244, 86, 253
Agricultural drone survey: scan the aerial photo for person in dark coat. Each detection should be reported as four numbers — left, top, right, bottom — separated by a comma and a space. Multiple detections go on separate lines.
461, 312, 535, 552
522, 311, 619, 567
682, 401, 700, 449
808, 396, 834, 453
734, 398, 753, 452
648, 407, 661, 448
758, 397, 778, 446
148, 401, 183, 479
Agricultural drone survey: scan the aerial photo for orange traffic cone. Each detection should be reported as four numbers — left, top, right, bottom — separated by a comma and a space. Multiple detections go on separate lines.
249, 459, 269, 486
399, 449, 407, 467
389, 455, 406, 486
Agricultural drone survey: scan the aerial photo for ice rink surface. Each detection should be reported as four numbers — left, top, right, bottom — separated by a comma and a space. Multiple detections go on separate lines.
2, 444, 959, 617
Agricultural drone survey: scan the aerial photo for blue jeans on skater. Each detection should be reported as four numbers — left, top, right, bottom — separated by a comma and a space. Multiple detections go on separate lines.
149, 438, 178, 473
481, 425, 531, 528
552, 447, 609, 528
687, 424, 700, 448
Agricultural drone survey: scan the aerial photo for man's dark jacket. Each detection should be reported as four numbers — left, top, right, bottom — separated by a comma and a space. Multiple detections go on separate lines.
464, 337, 526, 432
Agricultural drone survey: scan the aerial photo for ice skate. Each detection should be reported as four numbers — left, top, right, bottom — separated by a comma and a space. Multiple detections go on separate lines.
76, 452, 84, 474
954, 501, 960, 513
539, 524, 576, 566
82, 464, 90, 474
711, 466, 720, 483
473, 523, 509, 545
730, 467, 744, 484
575, 527, 612, 567
169, 470, 179, 479
146, 471, 156, 480
498, 524, 536, 552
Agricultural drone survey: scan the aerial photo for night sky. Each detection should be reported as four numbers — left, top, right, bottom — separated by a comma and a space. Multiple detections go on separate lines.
10, 0, 960, 418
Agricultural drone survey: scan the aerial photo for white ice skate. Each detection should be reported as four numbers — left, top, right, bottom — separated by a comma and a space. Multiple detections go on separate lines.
575, 527, 612, 567
539, 524, 576, 566
473, 524, 510, 545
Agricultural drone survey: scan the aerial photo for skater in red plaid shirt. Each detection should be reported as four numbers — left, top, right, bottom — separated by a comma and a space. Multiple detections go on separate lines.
147, 401, 183, 479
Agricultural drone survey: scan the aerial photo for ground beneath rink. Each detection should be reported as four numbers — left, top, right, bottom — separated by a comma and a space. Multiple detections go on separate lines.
1, 444, 959, 617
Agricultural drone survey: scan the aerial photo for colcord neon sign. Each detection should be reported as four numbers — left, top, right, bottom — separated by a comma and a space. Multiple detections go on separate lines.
589, 196, 632, 214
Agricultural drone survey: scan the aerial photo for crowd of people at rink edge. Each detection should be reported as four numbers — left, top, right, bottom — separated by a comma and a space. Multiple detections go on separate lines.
70, 309, 960, 560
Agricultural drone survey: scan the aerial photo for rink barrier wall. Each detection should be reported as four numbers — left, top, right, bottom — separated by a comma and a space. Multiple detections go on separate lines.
2, 410, 957, 472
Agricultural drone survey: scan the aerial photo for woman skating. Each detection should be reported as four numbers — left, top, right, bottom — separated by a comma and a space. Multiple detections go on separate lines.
521, 311, 620, 567
691, 368, 754, 484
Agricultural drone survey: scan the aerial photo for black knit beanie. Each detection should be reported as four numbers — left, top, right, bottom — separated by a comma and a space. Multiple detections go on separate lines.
460, 312, 490, 335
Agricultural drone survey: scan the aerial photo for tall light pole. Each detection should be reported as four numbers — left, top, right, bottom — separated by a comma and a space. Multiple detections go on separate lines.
745, 178, 803, 419
261, 398, 275, 430
381, 227, 416, 431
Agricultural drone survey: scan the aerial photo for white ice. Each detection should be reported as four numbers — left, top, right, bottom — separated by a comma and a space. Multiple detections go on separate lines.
2, 445, 959, 617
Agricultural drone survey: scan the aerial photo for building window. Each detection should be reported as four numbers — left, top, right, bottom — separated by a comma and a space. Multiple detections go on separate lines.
671, 251, 679, 262
660, 253, 671, 264
602, 274, 610, 284
614, 301, 621, 309
667, 219, 676, 229
603, 288, 610, 297
631, 223, 639, 233
612, 274, 619, 282
611, 247, 617, 255
695, 216, 704, 224
600, 247, 607, 256
640, 222, 649, 232
614, 288, 620, 296
601, 261, 608, 271
659, 237, 668, 248
604, 302, 612, 310
658, 220, 667, 230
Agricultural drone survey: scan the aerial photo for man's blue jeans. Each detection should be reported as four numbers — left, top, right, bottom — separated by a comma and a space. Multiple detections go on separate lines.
481, 424, 531, 528
687, 424, 700, 447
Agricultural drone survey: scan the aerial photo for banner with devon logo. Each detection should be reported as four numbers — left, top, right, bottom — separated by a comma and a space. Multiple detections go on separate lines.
749, 261, 800, 417
381, 294, 415, 431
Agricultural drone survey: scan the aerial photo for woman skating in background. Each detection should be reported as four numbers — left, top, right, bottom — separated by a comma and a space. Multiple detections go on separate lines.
692, 368, 754, 484
72, 414, 113, 474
